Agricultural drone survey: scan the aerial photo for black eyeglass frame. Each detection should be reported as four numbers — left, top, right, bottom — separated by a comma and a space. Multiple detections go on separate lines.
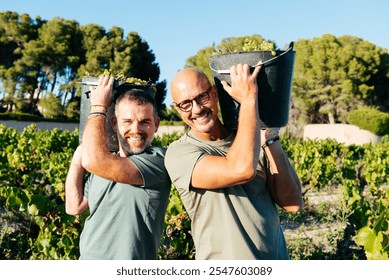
173, 87, 213, 112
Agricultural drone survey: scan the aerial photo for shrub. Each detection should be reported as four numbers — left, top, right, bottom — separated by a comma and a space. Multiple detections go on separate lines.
0, 112, 43, 121
348, 107, 389, 136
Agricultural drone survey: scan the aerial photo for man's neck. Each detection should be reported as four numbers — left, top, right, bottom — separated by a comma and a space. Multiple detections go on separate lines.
190, 121, 231, 141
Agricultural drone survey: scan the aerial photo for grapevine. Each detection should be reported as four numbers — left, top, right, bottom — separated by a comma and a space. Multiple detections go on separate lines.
1, 124, 388, 260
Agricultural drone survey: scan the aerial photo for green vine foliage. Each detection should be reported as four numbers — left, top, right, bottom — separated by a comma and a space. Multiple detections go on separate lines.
282, 137, 348, 190
158, 187, 195, 259
352, 137, 389, 259
153, 132, 196, 259
0, 124, 81, 259
282, 135, 389, 259
1, 124, 388, 260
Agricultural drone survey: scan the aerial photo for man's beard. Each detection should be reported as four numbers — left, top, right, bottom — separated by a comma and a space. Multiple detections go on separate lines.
118, 133, 153, 156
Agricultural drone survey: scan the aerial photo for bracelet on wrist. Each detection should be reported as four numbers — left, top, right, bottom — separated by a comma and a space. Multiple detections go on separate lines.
88, 111, 107, 119
262, 135, 280, 149
90, 104, 107, 112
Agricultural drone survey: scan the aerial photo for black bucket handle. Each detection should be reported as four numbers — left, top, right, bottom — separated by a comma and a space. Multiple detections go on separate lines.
210, 41, 294, 74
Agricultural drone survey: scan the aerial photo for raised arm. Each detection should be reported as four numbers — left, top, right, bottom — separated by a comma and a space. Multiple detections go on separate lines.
261, 128, 303, 212
81, 76, 143, 185
65, 145, 88, 215
191, 64, 262, 189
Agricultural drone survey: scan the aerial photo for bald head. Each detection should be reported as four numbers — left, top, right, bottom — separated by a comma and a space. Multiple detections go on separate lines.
171, 68, 211, 102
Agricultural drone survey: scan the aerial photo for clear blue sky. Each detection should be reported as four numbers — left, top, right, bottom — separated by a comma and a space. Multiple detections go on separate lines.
2, 0, 389, 107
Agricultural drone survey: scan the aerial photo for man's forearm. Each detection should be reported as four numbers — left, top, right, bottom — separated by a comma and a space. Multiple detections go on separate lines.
264, 141, 303, 212
226, 99, 261, 180
82, 114, 110, 173
65, 148, 88, 215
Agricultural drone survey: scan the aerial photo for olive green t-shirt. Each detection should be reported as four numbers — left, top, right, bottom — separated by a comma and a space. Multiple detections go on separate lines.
165, 132, 289, 260
79, 146, 171, 260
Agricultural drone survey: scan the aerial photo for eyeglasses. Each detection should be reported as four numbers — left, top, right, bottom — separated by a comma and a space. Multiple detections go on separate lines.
173, 87, 212, 112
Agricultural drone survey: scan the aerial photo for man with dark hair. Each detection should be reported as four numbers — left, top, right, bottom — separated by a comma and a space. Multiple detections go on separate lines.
65, 76, 171, 259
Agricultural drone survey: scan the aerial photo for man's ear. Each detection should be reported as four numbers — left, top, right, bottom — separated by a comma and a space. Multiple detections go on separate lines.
211, 85, 219, 102
154, 117, 160, 133
110, 116, 118, 132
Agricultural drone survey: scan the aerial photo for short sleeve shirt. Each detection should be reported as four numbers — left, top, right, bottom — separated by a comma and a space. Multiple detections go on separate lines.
79, 146, 171, 260
165, 132, 289, 260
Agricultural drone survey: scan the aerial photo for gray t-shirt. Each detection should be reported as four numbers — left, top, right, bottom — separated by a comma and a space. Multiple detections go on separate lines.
165, 132, 289, 260
79, 146, 171, 260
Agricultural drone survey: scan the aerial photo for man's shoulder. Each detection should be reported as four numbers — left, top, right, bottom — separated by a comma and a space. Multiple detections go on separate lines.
129, 146, 167, 162
147, 145, 167, 155
166, 133, 203, 153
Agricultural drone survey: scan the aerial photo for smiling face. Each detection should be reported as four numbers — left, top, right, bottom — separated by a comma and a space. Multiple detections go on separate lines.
112, 97, 159, 156
171, 68, 221, 139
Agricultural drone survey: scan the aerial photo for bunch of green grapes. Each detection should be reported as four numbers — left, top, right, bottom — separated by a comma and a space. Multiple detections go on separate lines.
84, 69, 156, 91
101, 70, 156, 91
242, 39, 276, 55
165, 211, 190, 237
213, 39, 277, 55
99, 69, 148, 85
115, 72, 150, 85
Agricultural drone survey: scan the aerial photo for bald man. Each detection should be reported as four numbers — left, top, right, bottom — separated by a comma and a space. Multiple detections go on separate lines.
165, 66, 303, 260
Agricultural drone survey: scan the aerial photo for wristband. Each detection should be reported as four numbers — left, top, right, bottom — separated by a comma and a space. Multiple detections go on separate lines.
262, 135, 280, 149
90, 104, 108, 113
88, 112, 107, 118
90, 104, 107, 108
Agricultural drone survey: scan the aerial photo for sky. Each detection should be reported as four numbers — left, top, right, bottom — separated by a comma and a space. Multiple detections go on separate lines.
2, 0, 389, 107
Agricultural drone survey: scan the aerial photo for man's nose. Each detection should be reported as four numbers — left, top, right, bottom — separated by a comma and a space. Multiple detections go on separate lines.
191, 99, 203, 114
130, 122, 141, 132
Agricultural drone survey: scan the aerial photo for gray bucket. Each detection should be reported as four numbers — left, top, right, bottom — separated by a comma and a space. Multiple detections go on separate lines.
80, 77, 118, 151
79, 77, 155, 152
209, 42, 295, 129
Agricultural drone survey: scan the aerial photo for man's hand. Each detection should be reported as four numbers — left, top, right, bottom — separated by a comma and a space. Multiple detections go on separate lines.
89, 75, 115, 110
220, 64, 261, 104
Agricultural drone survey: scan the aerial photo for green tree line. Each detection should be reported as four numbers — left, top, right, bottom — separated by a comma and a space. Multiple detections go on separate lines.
0, 11, 167, 119
1, 11, 389, 132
